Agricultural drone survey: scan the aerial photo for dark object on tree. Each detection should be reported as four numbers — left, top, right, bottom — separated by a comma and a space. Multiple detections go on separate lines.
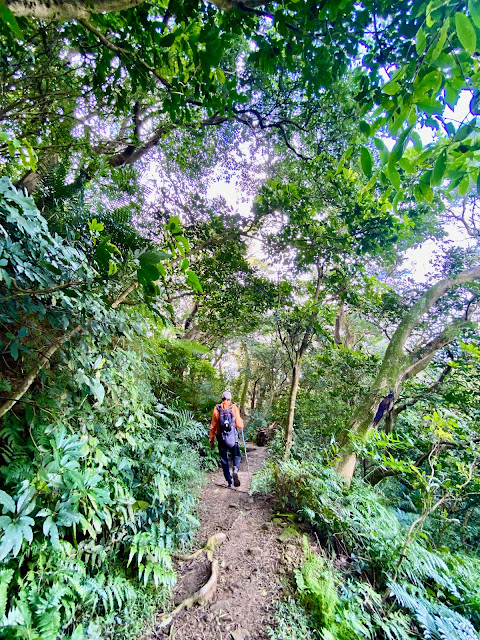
470, 91, 480, 116
256, 422, 277, 446
373, 391, 395, 427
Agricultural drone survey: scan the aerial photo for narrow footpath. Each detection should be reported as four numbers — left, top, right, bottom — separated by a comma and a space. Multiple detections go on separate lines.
144, 444, 291, 640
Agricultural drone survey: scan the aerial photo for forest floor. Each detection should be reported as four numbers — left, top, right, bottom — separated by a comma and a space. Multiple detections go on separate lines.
143, 444, 299, 640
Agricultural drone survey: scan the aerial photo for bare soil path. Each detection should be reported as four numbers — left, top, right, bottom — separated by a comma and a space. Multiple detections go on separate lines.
144, 444, 287, 640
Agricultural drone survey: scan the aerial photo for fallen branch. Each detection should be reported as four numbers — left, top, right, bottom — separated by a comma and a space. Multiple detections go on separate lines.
159, 532, 226, 629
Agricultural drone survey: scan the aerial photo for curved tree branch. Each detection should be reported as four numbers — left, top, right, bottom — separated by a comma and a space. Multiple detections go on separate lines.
6, 0, 146, 19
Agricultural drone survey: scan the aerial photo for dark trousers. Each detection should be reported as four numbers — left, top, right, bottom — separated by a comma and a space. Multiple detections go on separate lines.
217, 441, 241, 484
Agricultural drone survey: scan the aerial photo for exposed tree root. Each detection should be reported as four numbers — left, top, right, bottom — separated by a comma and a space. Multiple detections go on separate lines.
159, 532, 226, 629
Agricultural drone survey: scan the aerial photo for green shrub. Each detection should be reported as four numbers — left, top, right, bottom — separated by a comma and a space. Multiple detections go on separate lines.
244, 409, 268, 441
256, 458, 480, 640
268, 597, 313, 640
295, 546, 337, 630
0, 185, 212, 638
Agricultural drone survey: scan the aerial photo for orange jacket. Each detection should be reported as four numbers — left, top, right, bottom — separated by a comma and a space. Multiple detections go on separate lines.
209, 400, 244, 443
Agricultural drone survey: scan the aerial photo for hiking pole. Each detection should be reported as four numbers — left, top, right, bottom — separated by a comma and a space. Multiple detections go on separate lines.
241, 429, 252, 484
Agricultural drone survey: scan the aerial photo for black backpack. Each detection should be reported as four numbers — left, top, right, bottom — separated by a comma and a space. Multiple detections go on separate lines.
217, 404, 237, 447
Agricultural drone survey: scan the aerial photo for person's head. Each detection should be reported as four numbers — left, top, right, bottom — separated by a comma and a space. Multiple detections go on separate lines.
222, 390, 232, 401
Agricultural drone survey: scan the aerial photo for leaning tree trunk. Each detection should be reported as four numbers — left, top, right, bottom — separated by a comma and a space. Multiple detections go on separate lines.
335, 265, 480, 482
6, 0, 146, 20
284, 362, 301, 457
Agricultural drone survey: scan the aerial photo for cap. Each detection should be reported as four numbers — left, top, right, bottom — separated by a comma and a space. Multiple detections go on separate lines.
222, 390, 232, 400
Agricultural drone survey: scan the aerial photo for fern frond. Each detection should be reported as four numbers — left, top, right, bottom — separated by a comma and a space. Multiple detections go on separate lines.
37, 609, 61, 640
389, 582, 479, 640
401, 544, 460, 598
0, 569, 14, 619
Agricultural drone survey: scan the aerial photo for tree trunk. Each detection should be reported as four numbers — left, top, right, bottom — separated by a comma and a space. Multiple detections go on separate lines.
334, 306, 343, 345
281, 260, 323, 457
239, 348, 250, 418
15, 152, 60, 195
284, 362, 301, 457
7, 0, 146, 20
250, 378, 260, 410
335, 265, 480, 482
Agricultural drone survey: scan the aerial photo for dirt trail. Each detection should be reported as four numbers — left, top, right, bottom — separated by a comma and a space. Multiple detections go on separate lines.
144, 444, 287, 640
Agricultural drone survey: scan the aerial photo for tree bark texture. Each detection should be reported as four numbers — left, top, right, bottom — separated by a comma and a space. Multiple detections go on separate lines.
250, 377, 260, 410
284, 363, 301, 457
7, 0, 146, 20
7, 0, 265, 20
335, 265, 480, 482
239, 348, 250, 418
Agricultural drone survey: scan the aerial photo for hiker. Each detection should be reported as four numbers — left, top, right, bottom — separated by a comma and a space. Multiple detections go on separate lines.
209, 391, 244, 488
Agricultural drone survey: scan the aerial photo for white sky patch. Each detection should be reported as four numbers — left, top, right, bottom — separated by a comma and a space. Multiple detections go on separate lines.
402, 91, 474, 281
141, 91, 475, 286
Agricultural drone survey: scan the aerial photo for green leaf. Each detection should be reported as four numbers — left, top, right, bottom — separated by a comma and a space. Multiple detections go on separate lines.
469, 0, 480, 28
431, 150, 447, 186
398, 157, 415, 173
0, 569, 14, 619
388, 164, 401, 190
10, 340, 18, 360
175, 235, 190, 253
383, 81, 401, 95
444, 78, 464, 110
359, 121, 371, 136
455, 12, 476, 55
159, 32, 176, 48
215, 68, 226, 84
430, 19, 449, 62
0, 0, 24, 39
0, 491, 15, 514
186, 270, 203, 293
167, 216, 181, 233
373, 137, 389, 164
88, 218, 104, 232
337, 146, 353, 172
477, 170, 480, 196
360, 146, 373, 178
416, 27, 427, 54
95, 241, 113, 272
139, 250, 172, 265
138, 262, 160, 281
39, 260, 62, 275
458, 175, 470, 195
70, 625, 84, 640
49, 521, 60, 548
415, 70, 442, 95
391, 125, 414, 162
393, 189, 404, 213
454, 122, 474, 142
16, 487, 34, 514
419, 182, 434, 201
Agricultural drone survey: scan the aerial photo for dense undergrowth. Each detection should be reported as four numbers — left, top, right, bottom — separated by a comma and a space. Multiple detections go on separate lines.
255, 458, 480, 640
0, 181, 220, 638
254, 410, 480, 640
